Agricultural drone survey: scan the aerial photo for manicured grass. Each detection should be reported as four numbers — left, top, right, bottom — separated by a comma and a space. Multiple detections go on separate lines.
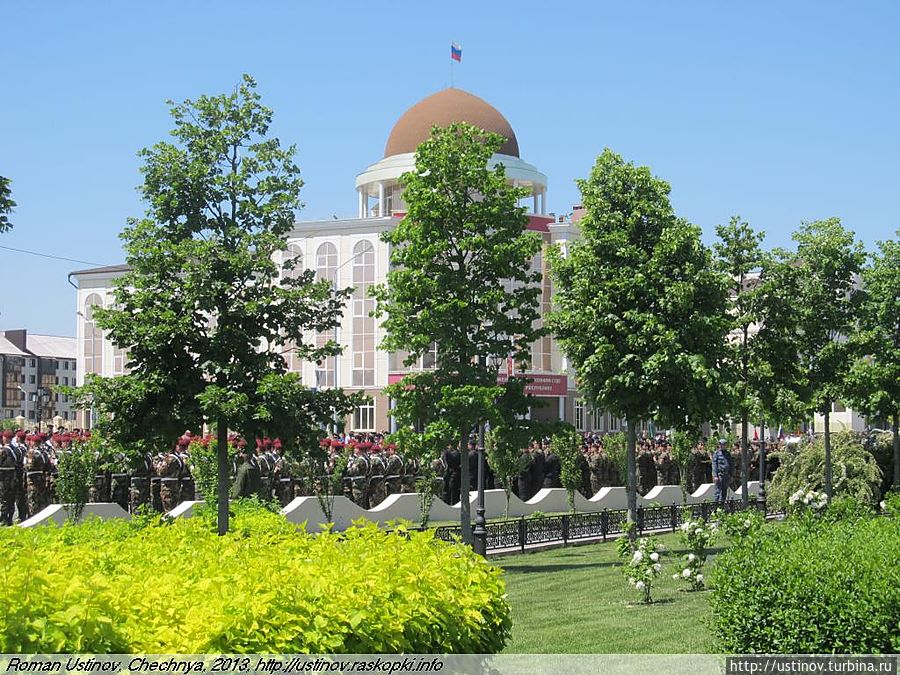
497, 532, 720, 653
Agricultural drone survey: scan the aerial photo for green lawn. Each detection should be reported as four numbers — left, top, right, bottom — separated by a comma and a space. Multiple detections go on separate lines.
497, 533, 722, 653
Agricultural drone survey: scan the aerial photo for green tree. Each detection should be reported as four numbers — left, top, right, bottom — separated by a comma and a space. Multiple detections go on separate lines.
552, 427, 583, 513
847, 232, 900, 491
780, 219, 865, 501
88, 75, 352, 534
548, 149, 729, 532
714, 216, 765, 505
0, 175, 14, 233
373, 123, 543, 544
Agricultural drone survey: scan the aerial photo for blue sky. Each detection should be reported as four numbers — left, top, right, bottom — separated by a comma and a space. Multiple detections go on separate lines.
2, 1, 898, 336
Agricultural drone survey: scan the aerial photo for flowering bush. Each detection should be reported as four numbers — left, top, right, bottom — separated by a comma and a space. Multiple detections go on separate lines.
620, 536, 663, 604
788, 487, 829, 512
715, 508, 764, 545
673, 517, 717, 591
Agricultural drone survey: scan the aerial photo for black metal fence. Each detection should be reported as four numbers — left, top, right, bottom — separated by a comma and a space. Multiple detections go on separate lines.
427, 500, 782, 554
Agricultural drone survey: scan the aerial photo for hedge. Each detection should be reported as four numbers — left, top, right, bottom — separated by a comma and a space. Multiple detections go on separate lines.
0, 506, 511, 653
709, 512, 900, 653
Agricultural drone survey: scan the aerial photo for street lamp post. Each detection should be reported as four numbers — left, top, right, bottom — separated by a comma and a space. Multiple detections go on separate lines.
473, 354, 488, 556
757, 419, 767, 512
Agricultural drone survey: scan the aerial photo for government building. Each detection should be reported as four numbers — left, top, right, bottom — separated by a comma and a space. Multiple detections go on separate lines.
73, 88, 859, 436
70, 88, 601, 433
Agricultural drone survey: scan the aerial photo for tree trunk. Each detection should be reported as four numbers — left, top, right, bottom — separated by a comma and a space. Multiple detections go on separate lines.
217, 416, 229, 536
741, 410, 749, 507
893, 413, 899, 491
458, 426, 472, 545
626, 421, 637, 540
823, 407, 832, 502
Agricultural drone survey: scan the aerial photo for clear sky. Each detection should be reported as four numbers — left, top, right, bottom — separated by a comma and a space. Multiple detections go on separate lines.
2, 1, 898, 337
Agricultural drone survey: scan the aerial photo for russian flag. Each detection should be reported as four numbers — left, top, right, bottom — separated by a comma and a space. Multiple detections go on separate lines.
451, 43, 462, 62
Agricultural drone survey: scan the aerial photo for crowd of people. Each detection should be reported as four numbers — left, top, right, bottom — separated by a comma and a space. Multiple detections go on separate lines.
0, 426, 783, 524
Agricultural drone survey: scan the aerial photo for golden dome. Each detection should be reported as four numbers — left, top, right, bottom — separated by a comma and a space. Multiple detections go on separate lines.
384, 88, 520, 158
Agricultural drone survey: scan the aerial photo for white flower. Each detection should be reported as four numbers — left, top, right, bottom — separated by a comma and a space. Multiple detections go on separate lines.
687, 553, 696, 562
653, 563, 662, 572
743, 519, 751, 528
639, 538, 648, 546
672, 574, 680, 580
880, 501, 887, 511
635, 580, 645, 590
709, 522, 717, 530
682, 568, 692, 578
632, 550, 643, 563
696, 574, 704, 583
681, 522, 690, 532
649, 552, 659, 562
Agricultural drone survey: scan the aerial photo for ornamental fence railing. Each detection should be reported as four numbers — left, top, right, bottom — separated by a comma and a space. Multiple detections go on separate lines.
422, 500, 783, 554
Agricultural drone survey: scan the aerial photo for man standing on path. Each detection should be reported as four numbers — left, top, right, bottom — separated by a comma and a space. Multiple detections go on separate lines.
712, 439, 733, 505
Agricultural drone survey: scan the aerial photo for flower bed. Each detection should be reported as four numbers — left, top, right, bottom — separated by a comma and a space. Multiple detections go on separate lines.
0, 507, 511, 653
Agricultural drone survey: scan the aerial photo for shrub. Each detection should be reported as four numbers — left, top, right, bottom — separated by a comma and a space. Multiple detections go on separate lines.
619, 536, 663, 604
673, 518, 716, 590
881, 490, 900, 516
55, 439, 99, 522
0, 511, 510, 653
715, 508, 764, 545
768, 433, 882, 510
710, 515, 900, 653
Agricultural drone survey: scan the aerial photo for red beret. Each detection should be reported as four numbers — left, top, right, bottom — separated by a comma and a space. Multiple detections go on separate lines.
16, 431, 25, 439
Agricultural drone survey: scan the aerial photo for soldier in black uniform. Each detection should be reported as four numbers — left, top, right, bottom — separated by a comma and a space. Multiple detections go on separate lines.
9, 431, 28, 522
231, 447, 260, 499
0, 431, 16, 525
442, 444, 461, 505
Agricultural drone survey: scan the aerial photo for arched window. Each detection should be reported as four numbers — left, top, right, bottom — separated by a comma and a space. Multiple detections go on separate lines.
282, 243, 304, 282
83, 294, 104, 375
315, 242, 338, 385
352, 240, 375, 387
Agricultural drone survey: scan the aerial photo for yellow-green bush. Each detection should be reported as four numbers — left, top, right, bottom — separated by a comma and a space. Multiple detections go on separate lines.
0, 513, 511, 653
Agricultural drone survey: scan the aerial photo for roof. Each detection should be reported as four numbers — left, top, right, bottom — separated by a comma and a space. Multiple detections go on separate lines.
25, 334, 76, 360
0, 335, 29, 357
384, 88, 519, 158
70, 263, 131, 277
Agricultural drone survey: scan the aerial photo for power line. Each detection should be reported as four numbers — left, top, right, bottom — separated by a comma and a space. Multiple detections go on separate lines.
0, 244, 107, 267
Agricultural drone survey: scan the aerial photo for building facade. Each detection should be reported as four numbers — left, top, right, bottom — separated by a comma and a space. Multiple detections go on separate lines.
0, 329, 77, 427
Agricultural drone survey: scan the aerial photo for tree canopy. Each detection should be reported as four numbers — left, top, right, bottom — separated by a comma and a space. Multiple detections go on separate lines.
85, 75, 355, 533
374, 122, 543, 543
549, 148, 729, 526
0, 175, 15, 233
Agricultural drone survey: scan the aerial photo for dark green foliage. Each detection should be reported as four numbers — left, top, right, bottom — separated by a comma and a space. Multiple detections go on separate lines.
710, 516, 900, 653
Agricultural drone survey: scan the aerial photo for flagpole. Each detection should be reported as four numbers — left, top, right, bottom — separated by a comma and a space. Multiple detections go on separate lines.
450, 39, 454, 88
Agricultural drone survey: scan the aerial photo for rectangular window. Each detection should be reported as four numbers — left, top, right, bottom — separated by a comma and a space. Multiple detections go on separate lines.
608, 415, 619, 432
353, 400, 376, 431
832, 400, 846, 413
63, 411, 69, 420
27, 410, 34, 420
592, 409, 604, 431
29, 375, 35, 384
574, 400, 585, 431
30, 359, 35, 368
63, 377, 69, 386
64, 362, 69, 370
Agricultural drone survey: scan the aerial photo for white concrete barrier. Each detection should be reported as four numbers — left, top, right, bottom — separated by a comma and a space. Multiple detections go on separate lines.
19, 502, 130, 527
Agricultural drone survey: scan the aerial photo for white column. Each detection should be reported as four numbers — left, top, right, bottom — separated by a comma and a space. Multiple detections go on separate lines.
378, 182, 385, 217
358, 187, 365, 219
541, 188, 548, 215
532, 189, 538, 214
558, 395, 565, 422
